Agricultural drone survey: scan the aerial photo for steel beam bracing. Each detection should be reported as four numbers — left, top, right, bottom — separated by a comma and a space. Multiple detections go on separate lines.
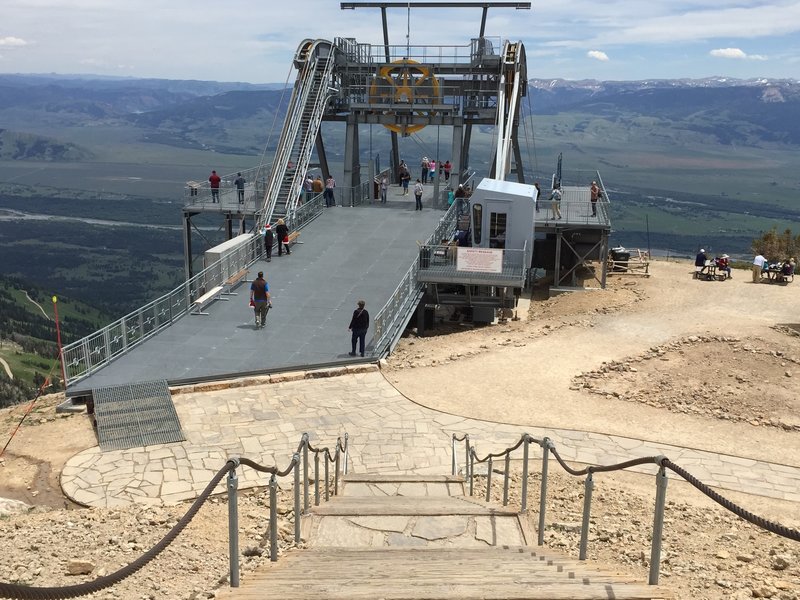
257, 39, 336, 229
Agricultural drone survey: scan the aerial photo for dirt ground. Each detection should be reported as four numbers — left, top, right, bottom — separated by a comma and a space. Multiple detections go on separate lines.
0, 258, 798, 599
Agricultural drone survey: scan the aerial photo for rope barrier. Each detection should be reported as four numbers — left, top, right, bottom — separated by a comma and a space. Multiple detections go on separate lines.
0, 431, 349, 599
0, 461, 234, 600
457, 432, 800, 543
662, 458, 800, 543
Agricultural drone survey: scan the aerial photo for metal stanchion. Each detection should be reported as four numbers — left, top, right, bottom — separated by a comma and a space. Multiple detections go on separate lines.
486, 457, 493, 502
303, 438, 309, 513
293, 453, 301, 543
314, 452, 320, 506
579, 472, 594, 560
335, 450, 340, 496
521, 436, 530, 512
649, 465, 668, 585
538, 438, 550, 546
324, 455, 330, 501
469, 450, 474, 496
503, 453, 511, 506
227, 462, 240, 587
269, 475, 278, 562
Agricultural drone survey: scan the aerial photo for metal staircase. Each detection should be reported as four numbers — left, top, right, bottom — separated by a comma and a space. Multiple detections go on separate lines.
258, 39, 336, 228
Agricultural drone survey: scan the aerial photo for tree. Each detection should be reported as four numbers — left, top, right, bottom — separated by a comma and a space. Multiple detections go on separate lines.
751, 227, 800, 262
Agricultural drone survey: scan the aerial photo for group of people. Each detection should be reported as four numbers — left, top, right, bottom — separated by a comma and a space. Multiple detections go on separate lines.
207, 169, 338, 207
752, 253, 796, 283
419, 157, 452, 184
694, 249, 733, 280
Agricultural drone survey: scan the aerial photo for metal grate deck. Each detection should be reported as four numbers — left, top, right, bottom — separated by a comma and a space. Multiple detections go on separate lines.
92, 380, 185, 451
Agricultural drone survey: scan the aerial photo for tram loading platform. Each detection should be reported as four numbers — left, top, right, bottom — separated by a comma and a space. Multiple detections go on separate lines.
67, 200, 444, 397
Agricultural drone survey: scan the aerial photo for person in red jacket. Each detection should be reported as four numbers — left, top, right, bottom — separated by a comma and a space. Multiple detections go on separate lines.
209, 170, 221, 203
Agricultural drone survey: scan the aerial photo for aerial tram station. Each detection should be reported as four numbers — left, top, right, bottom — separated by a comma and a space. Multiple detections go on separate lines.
63, 1, 613, 398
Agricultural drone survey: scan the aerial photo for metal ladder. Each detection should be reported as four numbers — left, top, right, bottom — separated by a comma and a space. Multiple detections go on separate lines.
258, 40, 336, 228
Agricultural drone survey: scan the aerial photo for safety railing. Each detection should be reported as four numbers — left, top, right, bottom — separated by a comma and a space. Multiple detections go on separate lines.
334, 37, 502, 66
417, 243, 528, 287
451, 433, 800, 587
184, 165, 263, 210
0, 432, 348, 599
537, 198, 611, 227
372, 198, 461, 355
371, 171, 476, 355
62, 233, 265, 386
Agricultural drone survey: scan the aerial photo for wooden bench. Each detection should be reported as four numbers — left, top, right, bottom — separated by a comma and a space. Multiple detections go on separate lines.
222, 268, 249, 296
191, 285, 225, 315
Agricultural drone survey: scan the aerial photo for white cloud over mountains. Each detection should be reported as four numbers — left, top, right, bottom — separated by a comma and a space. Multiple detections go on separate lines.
0, 36, 27, 47
587, 50, 609, 61
710, 48, 767, 60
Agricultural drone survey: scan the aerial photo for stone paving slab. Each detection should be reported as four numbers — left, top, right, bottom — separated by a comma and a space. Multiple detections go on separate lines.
61, 371, 800, 507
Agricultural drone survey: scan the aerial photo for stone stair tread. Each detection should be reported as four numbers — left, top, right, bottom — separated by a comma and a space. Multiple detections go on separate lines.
311, 495, 517, 516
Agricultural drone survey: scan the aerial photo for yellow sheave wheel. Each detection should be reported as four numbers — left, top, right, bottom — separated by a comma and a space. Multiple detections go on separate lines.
369, 59, 440, 137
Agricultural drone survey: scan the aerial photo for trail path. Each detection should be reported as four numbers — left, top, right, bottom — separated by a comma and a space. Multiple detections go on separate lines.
23, 291, 50, 320
0, 357, 12, 379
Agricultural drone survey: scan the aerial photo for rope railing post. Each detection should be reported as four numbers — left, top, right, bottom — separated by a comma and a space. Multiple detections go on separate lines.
343, 432, 349, 475
451, 435, 457, 476
486, 456, 493, 502
324, 455, 330, 501
269, 474, 278, 562
293, 453, 301, 544
579, 471, 594, 560
227, 459, 240, 588
503, 452, 510, 506
649, 463, 669, 585
464, 434, 470, 480
303, 437, 309, 513
538, 437, 551, 546
521, 435, 530, 513
314, 452, 320, 506
335, 444, 341, 496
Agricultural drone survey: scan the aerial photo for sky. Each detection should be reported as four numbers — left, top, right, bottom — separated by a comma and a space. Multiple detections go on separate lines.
2, 1, 799, 83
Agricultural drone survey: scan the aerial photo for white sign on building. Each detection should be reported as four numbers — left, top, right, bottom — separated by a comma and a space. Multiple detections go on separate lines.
456, 247, 503, 273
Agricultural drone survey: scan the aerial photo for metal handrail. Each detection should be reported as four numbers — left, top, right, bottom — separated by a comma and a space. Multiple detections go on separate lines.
62, 181, 372, 387
452, 432, 800, 587
371, 171, 476, 356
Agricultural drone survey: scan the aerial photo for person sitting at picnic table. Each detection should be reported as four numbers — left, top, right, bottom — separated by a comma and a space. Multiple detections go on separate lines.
695, 249, 708, 277
715, 254, 732, 279
777, 259, 795, 283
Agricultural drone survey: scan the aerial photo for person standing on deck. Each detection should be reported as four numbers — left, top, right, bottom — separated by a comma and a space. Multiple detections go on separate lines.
234, 172, 246, 203
262, 224, 274, 262
549, 186, 562, 220
420, 157, 429, 184
533, 182, 541, 213
380, 175, 388, 204
348, 300, 369, 357
443, 160, 452, 182
590, 181, 600, 217
428, 159, 436, 183
275, 219, 291, 256
249, 271, 271, 329
400, 167, 411, 195
209, 170, 221, 203
414, 179, 424, 211
325, 175, 336, 207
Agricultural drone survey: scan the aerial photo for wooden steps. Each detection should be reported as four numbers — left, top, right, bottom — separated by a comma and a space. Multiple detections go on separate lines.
311, 495, 513, 516
219, 474, 674, 600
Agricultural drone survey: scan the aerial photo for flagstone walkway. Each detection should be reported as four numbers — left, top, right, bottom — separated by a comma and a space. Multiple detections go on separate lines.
60, 367, 800, 508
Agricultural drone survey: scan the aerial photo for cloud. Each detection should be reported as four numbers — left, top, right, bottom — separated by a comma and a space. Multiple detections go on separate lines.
587, 50, 609, 61
0, 36, 27, 47
710, 47, 768, 60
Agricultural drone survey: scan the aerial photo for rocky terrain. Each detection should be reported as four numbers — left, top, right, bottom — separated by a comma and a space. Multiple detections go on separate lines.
0, 259, 798, 599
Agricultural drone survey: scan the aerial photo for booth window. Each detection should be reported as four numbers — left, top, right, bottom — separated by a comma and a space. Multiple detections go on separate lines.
472, 203, 482, 245
489, 212, 507, 249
